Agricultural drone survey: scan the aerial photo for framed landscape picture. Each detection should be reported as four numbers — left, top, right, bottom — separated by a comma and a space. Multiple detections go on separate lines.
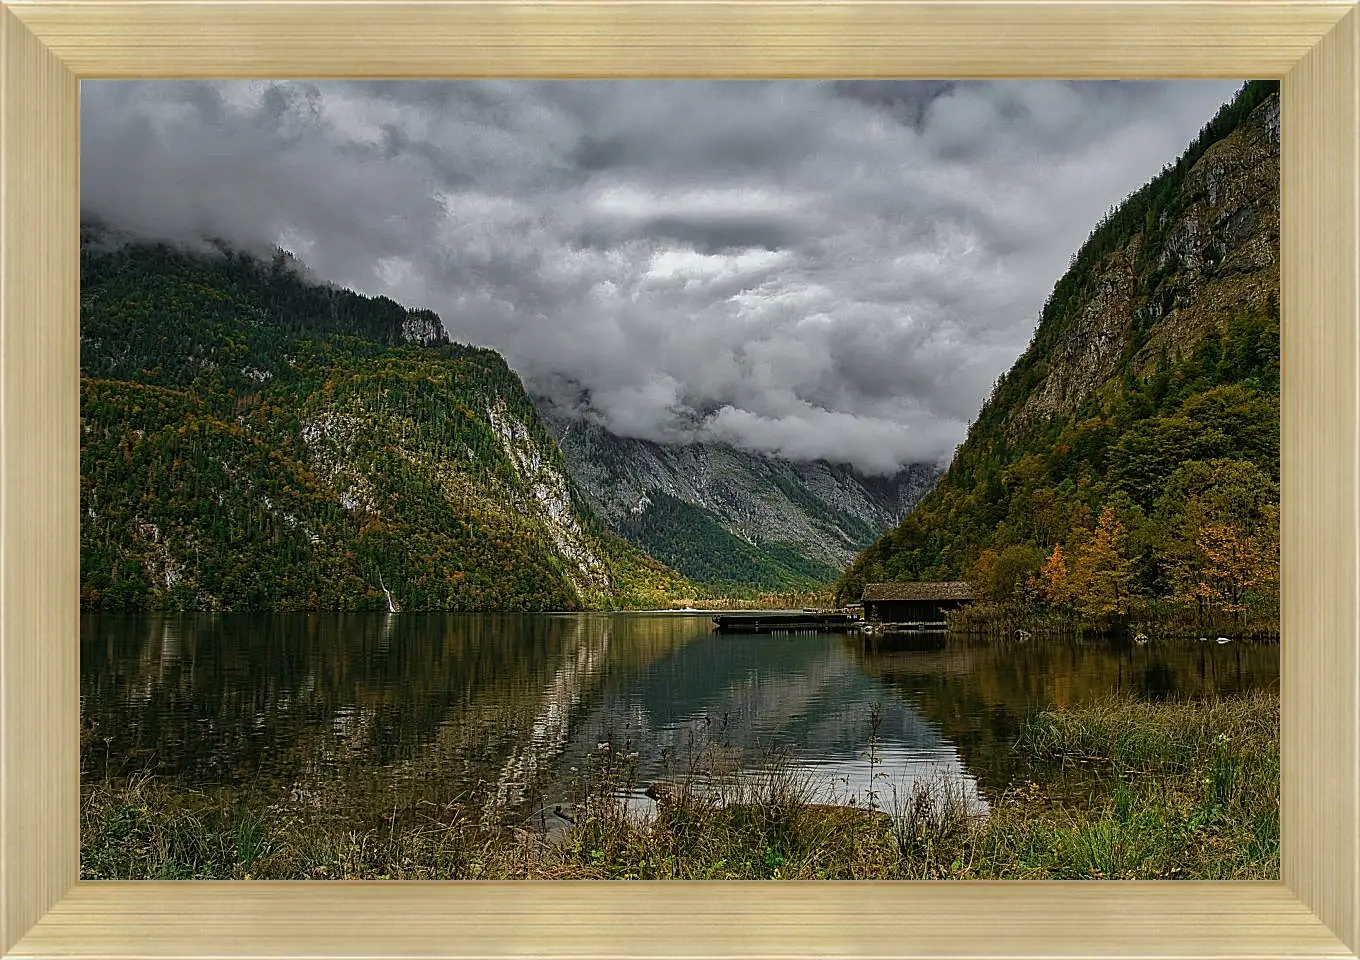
73, 75, 1282, 880
3, 2, 1358, 960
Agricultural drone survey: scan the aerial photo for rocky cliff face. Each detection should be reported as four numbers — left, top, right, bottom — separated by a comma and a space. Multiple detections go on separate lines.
484, 398, 614, 601
1019, 93, 1278, 427
401, 308, 448, 347
536, 397, 941, 588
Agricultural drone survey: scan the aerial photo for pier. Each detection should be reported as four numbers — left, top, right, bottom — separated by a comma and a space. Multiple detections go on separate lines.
712, 612, 859, 634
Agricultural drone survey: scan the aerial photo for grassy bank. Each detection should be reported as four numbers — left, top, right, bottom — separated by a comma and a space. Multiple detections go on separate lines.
949, 602, 1281, 642
81, 690, 1278, 880
666, 587, 837, 611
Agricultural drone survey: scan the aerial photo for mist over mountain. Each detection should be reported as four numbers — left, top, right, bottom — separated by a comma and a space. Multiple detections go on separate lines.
536, 393, 941, 590
81, 79, 1241, 476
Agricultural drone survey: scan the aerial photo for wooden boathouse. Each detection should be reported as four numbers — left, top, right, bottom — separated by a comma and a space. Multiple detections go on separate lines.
861, 581, 975, 631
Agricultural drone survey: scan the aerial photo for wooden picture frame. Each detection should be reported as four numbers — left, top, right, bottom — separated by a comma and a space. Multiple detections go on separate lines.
2, 2, 1357, 957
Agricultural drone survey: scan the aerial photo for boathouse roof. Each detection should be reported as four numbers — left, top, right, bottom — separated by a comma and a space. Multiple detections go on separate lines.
861, 581, 975, 602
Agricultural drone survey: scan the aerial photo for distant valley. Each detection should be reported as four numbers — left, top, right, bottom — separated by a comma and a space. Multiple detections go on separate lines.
536, 398, 939, 591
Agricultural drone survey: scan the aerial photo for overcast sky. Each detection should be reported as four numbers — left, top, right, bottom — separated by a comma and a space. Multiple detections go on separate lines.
81, 80, 1242, 474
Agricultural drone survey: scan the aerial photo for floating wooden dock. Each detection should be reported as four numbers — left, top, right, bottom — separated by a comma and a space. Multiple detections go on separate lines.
860, 626, 948, 651
712, 612, 859, 634
861, 621, 948, 635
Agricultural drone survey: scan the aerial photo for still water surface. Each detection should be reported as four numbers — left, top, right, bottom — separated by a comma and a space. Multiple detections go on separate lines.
81, 612, 1279, 818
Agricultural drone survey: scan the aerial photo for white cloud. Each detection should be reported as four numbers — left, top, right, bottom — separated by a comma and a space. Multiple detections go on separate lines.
81, 79, 1246, 472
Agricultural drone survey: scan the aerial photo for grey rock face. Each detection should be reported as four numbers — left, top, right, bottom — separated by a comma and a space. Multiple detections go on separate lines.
1016, 94, 1279, 430
400, 308, 449, 347
535, 398, 941, 570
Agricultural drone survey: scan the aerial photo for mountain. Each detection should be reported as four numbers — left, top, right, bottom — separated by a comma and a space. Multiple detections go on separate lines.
536, 398, 941, 592
837, 81, 1281, 619
79, 227, 693, 612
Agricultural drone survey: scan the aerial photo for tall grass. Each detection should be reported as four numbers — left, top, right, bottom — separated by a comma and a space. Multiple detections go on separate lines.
81, 691, 1279, 880
965, 689, 1280, 879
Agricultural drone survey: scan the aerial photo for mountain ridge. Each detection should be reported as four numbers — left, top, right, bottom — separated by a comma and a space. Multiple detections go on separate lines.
837, 81, 1281, 618
79, 232, 693, 611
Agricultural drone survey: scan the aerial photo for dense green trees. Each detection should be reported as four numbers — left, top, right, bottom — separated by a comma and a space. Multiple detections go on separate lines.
1153, 459, 1278, 618
616, 491, 839, 593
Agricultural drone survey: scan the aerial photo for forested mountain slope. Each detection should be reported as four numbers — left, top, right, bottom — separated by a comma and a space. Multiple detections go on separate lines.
80, 227, 692, 612
837, 82, 1281, 622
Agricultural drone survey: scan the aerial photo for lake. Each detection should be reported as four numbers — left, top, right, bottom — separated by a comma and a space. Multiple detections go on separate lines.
80, 612, 1279, 823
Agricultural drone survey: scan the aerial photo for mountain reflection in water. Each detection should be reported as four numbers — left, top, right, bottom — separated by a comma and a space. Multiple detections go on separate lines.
81, 613, 1278, 818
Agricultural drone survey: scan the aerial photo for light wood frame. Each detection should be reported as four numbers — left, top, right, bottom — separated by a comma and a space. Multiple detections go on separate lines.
2, 1, 1357, 958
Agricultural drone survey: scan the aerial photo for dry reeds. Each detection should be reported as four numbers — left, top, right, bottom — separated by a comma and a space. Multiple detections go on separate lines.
81, 692, 1279, 880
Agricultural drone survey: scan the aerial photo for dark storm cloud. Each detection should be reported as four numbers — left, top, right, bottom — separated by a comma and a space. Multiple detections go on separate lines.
80, 79, 1242, 473
575, 213, 798, 253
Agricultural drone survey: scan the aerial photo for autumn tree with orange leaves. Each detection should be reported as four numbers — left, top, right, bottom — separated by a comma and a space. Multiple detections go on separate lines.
1069, 506, 1136, 619
1038, 543, 1075, 609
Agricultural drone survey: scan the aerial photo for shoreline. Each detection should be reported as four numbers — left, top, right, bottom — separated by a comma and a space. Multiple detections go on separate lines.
80, 691, 1279, 881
